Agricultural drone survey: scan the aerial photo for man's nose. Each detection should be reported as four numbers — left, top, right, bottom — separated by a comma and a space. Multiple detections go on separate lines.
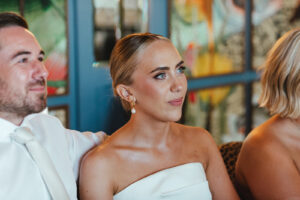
33, 61, 49, 80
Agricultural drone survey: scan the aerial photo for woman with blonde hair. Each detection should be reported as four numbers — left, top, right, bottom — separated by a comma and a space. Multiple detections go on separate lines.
79, 33, 239, 200
235, 28, 300, 199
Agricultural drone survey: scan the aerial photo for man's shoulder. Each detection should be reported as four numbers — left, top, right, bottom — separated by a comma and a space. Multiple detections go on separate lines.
24, 113, 66, 137
25, 113, 63, 125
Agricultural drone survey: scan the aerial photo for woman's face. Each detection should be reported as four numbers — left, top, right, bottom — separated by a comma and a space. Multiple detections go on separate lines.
129, 40, 187, 122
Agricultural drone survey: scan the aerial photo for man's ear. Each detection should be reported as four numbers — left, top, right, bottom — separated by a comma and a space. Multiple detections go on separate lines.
116, 84, 132, 102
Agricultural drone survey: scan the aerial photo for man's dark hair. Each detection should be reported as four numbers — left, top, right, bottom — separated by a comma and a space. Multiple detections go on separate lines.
0, 12, 28, 30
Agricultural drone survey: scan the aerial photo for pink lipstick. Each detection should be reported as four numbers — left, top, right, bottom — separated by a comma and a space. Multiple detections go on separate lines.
168, 97, 184, 106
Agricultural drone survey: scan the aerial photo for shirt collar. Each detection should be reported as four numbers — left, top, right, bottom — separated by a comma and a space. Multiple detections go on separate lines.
0, 113, 39, 141
0, 117, 18, 141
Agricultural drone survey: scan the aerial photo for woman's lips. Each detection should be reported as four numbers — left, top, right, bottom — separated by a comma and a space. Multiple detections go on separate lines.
168, 97, 184, 106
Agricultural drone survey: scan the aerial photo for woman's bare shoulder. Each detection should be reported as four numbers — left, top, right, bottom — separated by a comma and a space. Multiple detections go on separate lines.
236, 116, 300, 199
81, 134, 121, 172
173, 123, 219, 159
174, 123, 216, 146
236, 116, 291, 181
79, 136, 121, 199
242, 115, 289, 154
174, 123, 210, 136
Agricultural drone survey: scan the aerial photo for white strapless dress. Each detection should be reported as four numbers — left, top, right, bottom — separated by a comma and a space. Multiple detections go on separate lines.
113, 162, 212, 200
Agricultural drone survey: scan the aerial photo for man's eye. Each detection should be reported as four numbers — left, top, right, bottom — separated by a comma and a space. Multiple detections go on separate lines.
38, 57, 44, 62
154, 73, 167, 80
18, 58, 28, 63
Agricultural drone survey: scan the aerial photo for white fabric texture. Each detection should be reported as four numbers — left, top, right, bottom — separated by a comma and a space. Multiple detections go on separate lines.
11, 126, 69, 200
113, 162, 212, 200
0, 113, 106, 200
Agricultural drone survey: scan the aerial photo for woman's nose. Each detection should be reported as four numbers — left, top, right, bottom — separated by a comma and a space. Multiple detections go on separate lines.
170, 78, 183, 92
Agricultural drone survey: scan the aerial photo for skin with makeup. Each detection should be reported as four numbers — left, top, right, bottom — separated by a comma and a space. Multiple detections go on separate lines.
79, 33, 239, 200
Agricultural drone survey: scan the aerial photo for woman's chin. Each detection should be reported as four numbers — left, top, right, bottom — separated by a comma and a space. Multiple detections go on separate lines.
169, 113, 182, 122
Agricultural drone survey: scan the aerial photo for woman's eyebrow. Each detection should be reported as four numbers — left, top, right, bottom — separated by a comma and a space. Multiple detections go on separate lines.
149, 60, 184, 74
176, 60, 184, 67
149, 66, 170, 74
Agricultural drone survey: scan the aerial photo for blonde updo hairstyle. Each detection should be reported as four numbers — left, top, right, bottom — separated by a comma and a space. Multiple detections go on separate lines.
109, 32, 169, 111
259, 28, 300, 118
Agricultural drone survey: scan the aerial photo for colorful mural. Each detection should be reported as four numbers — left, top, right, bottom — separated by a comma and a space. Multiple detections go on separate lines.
184, 85, 245, 144
170, 0, 244, 78
171, 0, 300, 143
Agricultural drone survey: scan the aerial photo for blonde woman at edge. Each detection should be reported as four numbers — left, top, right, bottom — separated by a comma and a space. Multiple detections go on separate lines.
235, 28, 300, 200
79, 33, 239, 200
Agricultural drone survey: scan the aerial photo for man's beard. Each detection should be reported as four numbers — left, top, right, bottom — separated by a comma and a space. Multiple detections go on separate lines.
0, 78, 47, 117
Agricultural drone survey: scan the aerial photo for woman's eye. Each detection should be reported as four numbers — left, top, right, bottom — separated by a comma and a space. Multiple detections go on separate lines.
177, 66, 186, 74
154, 73, 167, 80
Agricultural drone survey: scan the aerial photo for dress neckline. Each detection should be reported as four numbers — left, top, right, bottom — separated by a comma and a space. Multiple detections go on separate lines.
114, 162, 204, 197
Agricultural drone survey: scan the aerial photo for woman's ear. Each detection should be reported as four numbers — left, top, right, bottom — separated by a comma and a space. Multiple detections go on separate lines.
116, 84, 132, 102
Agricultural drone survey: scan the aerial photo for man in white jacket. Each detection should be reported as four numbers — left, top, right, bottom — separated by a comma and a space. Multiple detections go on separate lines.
0, 12, 106, 200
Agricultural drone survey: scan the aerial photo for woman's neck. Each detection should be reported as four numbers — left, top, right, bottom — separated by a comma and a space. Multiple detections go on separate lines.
122, 112, 174, 148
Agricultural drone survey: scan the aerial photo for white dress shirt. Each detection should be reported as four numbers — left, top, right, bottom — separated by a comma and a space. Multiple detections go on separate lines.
0, 113, 106, 200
